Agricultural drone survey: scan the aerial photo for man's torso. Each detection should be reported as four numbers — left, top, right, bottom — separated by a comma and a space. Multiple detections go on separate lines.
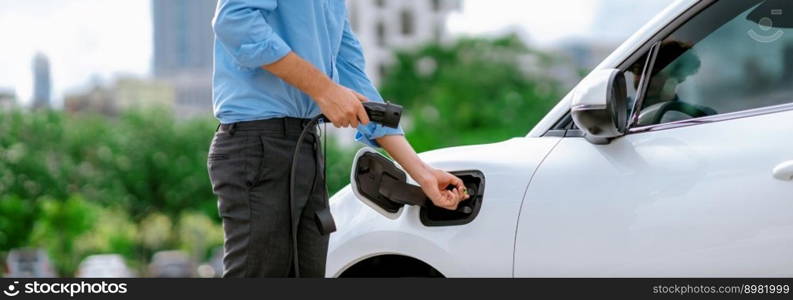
212, 0, 349, 124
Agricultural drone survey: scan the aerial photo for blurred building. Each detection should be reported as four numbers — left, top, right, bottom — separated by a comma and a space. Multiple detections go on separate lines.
151, 0, 217, 119
64, 84, 115, 116
114, 77, 176, 111
64, 77, 175, 116
346, 0, 462, 85
32, 53, 52, 109
0, 89, 16, 111
549, 0, 673, 75
558, 40, 618, 72
152, 0, 216, 78
590, 0, 672, 44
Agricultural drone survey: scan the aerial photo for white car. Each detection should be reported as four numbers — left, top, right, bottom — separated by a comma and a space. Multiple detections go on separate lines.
76, 254, 134, 278
327, 0, 793, 277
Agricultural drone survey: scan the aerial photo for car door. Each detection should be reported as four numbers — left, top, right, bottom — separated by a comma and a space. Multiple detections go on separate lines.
515, 0, 793, 277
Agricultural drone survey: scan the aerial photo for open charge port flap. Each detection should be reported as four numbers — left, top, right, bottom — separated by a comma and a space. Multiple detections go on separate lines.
353, 150, 485, 226
354, 152, 406, 214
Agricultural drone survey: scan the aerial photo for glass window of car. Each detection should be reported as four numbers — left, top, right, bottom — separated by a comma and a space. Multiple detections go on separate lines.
634, 0, 793, 127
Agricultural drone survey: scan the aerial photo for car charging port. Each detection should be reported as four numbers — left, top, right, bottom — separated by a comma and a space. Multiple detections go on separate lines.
420, 171, 484, 227
353, 150, 485, 226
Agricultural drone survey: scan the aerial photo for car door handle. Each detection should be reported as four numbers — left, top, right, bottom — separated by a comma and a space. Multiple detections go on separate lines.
772, 161, 793, 181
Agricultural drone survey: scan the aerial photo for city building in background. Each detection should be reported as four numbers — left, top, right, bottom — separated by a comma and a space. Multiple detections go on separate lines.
347, 0, 462, 85
32, 53, 52, 110
63, 84, 116, 116
560, 0, 672, 72
558, 41, 616, 73
64, 77, 175, 116
0, 89, 16, 111
113, 77, 175, 112
151, 0, 217, 118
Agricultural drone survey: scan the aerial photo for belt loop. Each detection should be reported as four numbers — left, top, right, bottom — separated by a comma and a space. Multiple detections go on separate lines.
229, 123, 237, 136
281, 118, 288, 138
216, 123, 221, 132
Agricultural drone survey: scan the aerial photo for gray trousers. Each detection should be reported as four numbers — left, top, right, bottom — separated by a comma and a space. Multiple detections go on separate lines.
207, 118, 329, 278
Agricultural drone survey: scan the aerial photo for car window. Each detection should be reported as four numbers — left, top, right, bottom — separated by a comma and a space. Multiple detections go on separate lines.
634, 0, 793, 127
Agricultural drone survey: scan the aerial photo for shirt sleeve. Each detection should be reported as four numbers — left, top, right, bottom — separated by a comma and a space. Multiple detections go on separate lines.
212, 0, 292, 69
337, 19, 405, 148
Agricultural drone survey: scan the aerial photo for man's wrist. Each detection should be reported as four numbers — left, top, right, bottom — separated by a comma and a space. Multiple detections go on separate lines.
407, 162, 433, 185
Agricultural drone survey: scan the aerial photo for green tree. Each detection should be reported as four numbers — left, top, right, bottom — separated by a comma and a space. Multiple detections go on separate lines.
0, 195, 37, 250
379, 34, 563, 152
29, 195, 99, 276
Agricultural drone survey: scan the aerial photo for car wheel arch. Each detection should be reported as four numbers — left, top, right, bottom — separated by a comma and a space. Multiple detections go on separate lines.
337, 254, 444, 278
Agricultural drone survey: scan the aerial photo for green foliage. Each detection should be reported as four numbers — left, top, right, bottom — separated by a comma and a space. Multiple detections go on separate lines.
138, 213, 174, 251
176, 213, 224, 261
0, 108, 218, 221
323, 136, 358, 195
0, 195, 38, 251
380, 34, 562, 151
29, 195, 99, 276
74, 207, 139, 263
0, 108, 219, 275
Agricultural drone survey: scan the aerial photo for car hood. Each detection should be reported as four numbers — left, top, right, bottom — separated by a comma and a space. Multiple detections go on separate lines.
326, 136, 561, 277
329, 135, 561, 227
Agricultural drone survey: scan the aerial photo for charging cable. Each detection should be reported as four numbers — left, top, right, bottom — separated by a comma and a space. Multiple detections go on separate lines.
288, 102, 403, 277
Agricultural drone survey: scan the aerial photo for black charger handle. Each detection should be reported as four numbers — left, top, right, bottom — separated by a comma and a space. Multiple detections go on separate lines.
318, 102, 403, 129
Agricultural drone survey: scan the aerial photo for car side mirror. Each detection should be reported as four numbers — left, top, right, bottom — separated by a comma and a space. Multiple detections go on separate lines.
571, 68, 628, 144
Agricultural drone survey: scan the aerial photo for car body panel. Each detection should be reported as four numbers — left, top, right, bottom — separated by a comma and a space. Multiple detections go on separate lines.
4, 249, 56, 278
327, 137, 561, 277
516, 110, 793, 277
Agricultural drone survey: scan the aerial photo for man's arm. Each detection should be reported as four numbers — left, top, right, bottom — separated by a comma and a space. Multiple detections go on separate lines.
214, 0, 367, 128
377, 136, 469, 210
213, 0, 290, 69
335, 19, 467, 209
262, 53, 370, 128
265, 52, 467, 209
266, 53, 467, 209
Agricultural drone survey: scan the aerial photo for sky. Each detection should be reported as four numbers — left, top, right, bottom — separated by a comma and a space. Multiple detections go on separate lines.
0, 0, 152, 106
448, 0, 601, 44
0, 0, 673, 106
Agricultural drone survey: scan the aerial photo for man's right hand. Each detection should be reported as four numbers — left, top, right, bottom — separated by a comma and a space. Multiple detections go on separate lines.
313, 84, 371, 128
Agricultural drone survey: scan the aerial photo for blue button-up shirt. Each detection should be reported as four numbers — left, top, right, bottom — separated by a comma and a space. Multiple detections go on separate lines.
212, 0, 403, 147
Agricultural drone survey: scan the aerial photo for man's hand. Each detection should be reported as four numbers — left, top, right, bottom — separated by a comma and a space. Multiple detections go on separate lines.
377, 135, 469, 211
314, 85, 371, 128
261, 52, 370, 128
416, 168, 469, 210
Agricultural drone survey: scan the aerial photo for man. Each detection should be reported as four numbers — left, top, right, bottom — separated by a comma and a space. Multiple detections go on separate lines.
208, 0, 469, 278
628, 41, 713, 126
